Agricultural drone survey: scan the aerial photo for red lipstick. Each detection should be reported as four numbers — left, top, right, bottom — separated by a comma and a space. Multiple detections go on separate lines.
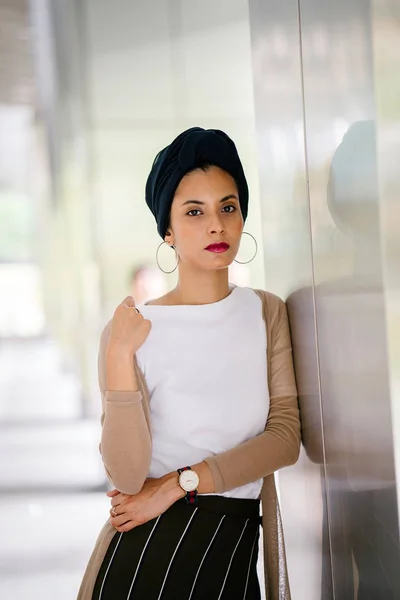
205, 242, 230, 253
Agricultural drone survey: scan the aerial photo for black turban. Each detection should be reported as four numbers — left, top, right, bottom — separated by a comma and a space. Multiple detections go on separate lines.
145, 127, 249, 239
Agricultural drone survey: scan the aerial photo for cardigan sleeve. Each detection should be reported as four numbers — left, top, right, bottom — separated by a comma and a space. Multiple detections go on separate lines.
204, 296, 301, 493
98, 321, 152, 495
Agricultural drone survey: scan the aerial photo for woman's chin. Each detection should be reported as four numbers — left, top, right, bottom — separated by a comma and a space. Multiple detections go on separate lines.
203, 253, 233, 271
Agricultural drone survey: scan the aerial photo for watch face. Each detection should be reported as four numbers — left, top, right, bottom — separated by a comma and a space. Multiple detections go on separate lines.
179, 469, 199, 492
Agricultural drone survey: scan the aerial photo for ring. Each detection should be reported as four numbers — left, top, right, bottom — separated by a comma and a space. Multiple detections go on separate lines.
133, 307, 140, 315
112, 507, 118, 517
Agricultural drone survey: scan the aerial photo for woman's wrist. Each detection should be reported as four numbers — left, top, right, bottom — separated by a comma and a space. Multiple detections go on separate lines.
162, 461, 215, 501
106, 341, 134, 362
105, 348, 139, 392
191, 461, 215, 494
160, 472, 186, 502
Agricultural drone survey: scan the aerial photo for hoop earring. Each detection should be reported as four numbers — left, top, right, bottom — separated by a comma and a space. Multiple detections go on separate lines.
156, 241, 179, 274
234, 232, 258, 264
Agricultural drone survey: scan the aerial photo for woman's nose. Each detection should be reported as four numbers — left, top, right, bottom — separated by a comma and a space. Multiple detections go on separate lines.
208, 213, 225, 234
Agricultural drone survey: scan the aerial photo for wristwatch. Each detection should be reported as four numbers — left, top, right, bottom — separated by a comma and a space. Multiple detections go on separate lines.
177, 466, 199, 505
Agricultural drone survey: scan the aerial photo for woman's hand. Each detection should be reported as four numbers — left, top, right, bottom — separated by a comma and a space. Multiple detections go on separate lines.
107, 474, 185, 532
107, 296, 151, 358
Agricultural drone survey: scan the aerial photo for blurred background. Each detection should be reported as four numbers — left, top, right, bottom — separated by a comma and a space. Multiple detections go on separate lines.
0, 0, 399, 599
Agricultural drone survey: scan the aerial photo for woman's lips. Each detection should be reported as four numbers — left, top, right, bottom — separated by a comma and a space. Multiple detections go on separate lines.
205, 242, 230, 253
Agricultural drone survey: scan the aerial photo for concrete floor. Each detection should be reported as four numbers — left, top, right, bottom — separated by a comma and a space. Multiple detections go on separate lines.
0, 337, 110, 598
0, 492, 109, 599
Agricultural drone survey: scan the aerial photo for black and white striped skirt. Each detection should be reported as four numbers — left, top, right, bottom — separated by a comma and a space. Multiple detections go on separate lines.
92, 495, 261, 600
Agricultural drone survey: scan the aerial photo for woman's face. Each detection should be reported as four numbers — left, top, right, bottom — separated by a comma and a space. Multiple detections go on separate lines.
166, 166, 244, 272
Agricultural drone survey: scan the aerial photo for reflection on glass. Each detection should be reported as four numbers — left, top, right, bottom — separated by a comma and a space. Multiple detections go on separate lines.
300, 120, 400, 599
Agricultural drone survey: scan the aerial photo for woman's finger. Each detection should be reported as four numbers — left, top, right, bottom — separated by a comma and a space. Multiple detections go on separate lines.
106, 489, 120, 498
115, 520, 137, 533
111, 496, 123, 507
110, 514, 134, 528
122, 296, 135, 308
109, 506, 125, 518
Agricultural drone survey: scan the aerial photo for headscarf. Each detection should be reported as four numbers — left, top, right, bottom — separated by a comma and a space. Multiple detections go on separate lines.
145, 127, 249, 238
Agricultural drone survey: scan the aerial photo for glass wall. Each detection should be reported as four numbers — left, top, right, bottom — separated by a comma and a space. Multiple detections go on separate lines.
249, 0, 400, 598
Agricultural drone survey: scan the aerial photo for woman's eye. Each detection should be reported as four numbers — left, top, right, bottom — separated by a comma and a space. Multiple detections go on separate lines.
222, 205, 236, 213
187, 205, 236, 216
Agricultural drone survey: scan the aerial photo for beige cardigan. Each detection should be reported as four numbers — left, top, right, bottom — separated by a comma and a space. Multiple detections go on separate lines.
77, 290, 301, 600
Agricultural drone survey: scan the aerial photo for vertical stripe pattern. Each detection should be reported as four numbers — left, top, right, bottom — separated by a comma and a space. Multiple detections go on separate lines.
98, 532, 123, 600
243, 530, 259, 599
126, 515, 161, 600
92, 496, 261, 600
188, 514, 226, 600
156, 508, 198, 600
217, 519, 249, 600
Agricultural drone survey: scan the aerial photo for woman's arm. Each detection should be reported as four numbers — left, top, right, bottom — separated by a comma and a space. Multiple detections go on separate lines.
104, 293, 299, 505
107, 296, 300, 530
203, 296, 300, 492
99, 319, 152, 496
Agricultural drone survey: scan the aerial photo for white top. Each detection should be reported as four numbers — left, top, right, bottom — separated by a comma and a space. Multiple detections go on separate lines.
136, 286, 270, 499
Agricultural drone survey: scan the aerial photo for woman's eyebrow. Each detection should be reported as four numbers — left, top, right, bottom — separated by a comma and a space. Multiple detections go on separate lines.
181, 194, 239, 207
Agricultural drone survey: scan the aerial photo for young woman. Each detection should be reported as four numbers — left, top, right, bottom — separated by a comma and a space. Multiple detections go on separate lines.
77, 127, 300, 600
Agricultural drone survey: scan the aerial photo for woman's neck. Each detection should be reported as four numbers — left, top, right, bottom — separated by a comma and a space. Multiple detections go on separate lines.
170, 267, 232, 306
